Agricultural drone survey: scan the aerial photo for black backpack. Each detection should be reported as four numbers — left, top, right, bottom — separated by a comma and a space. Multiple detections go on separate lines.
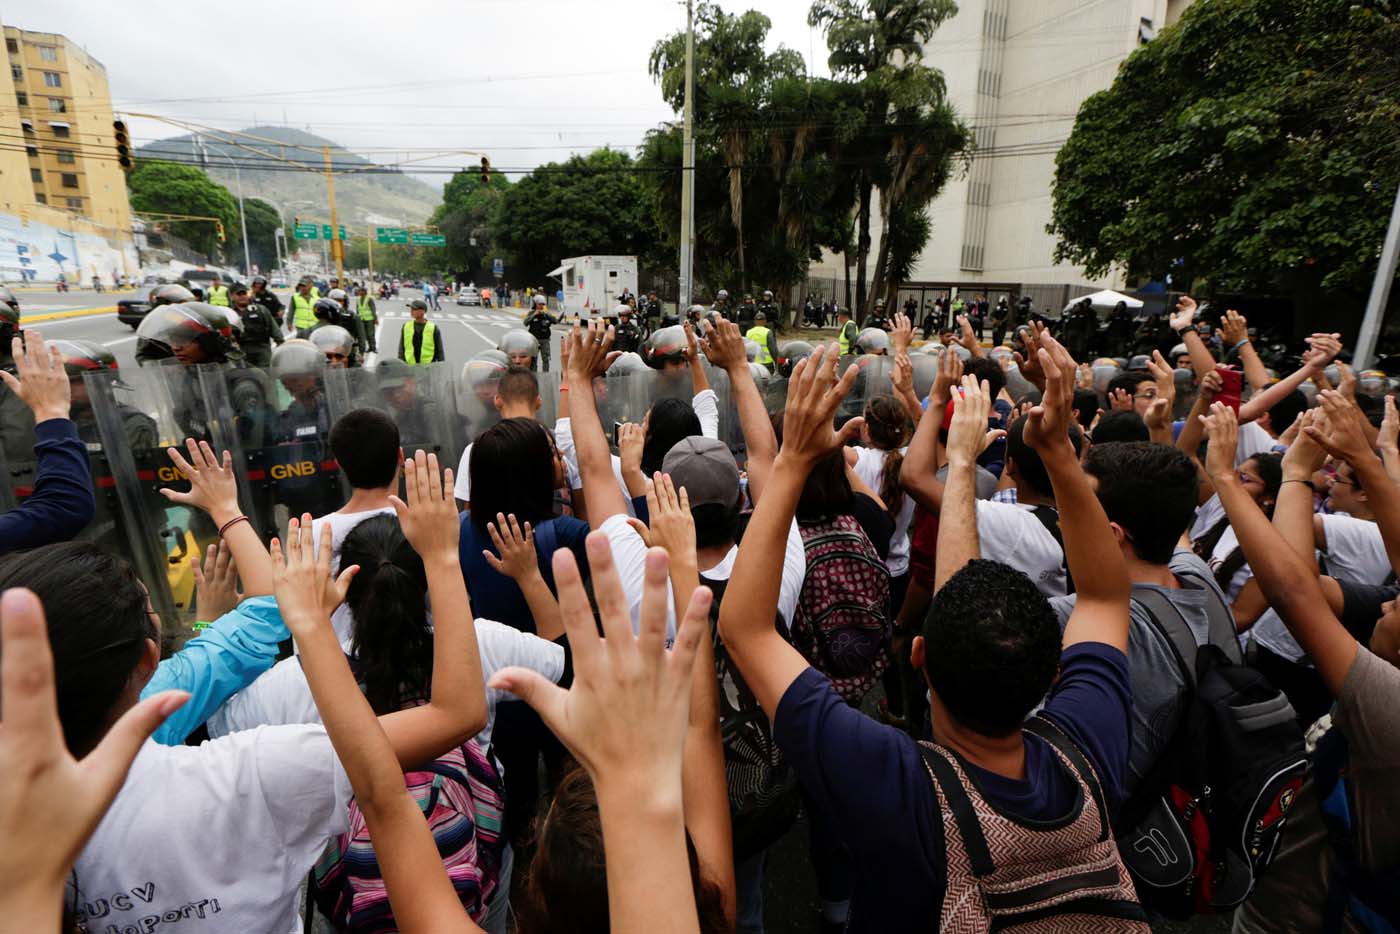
1116, 578, 1307, 917
703, 575, 801, 861
1029, 504, 1075, 595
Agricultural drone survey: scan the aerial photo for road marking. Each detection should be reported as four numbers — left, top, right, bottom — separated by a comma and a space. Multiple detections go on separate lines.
22, 305, 117, 323
103, 335, 136, 347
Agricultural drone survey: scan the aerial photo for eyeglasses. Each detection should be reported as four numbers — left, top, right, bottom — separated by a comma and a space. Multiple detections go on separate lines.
1133, 389, 1161, 400
1330, 473, 1356, 487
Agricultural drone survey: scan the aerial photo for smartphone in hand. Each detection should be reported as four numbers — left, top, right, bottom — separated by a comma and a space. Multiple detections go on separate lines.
612, 421, 624, 447
1215, 365, 1242, 413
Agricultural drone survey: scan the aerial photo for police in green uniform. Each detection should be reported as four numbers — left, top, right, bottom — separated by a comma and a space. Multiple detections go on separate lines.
836, 306, 859, 356
356, 285, 378, 354
290, 278, 317, 338
399, 299, 443, 365
231, 281, 283, 369
744, 312, 779, 367
206, 274, 230, 307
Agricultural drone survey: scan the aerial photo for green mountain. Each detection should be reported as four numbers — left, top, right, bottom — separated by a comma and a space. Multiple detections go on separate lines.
136, 126, 442, 228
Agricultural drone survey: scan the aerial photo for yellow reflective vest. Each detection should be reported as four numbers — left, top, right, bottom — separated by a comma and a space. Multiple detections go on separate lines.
837, 320, 858, 356
745, 325, 774, 365
403, 320, 437, 365
358, 295, 376, 321
207, 284, 230, 306
291, 293, 316, 329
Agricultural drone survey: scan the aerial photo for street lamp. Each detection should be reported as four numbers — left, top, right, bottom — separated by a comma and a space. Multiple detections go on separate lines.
195, 135, 252, 276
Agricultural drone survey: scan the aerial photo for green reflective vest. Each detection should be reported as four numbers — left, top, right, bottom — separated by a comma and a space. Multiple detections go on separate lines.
837, 320, 858, 355
745, 325, 774, 365
358, 295, 375, 321
403, 320, 437, 365
292, 293, 316, 329
207, 284, 230, 306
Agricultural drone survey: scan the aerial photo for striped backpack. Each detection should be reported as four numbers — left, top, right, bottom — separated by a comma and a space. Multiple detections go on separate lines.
311, 739, 506, 932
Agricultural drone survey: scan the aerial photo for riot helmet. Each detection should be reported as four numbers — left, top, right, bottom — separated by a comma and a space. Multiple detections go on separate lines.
1127, 354, 1150, 371
607, 351, 650, 377
532, 293, 548, 307
150, 283, 196, 307
271, 339, 326, 379
463, 349, 509, 400
196, 302, 243, 342
310, 325, 355, 367
748, 361, 771, 383
644, 325, 689, 369
855, 327, 890, 355
776, 340, 814, 378
0, 286, 17, 342
251, 275, 268, 287
136, 303, 228, 364
51, 338, 119, 379
762, 290, 773, 300
498, 329, 540, 368
313, 297, 343, 323
327, 288, 349, 304
744, 339, 760, 363
716, 289, 729, 302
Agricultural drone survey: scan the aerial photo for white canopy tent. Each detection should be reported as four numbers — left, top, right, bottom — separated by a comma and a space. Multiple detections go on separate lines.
1063, 289, 1144, 313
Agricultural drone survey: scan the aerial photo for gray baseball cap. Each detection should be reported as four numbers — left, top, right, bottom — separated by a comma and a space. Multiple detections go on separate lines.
662, 436, 742, 510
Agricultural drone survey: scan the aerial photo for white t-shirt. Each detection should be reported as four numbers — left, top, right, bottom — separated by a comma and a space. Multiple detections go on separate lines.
699, 520, 807, 630
311, 507, 397, 642
599, 512, 679, 642
1322, 513, 1392, 585
974, 499, 1066, 597
851, 446, 912, 577
1190, 492, 1227, 543
1202, 514, 1306, 662
206, 619, 564, 748
70, 725, 352, 934
454, 440, 581, 504
1236, 419, 1276, 467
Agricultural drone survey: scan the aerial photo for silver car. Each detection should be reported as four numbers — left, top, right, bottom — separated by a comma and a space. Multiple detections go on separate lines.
456, 285, 481, 306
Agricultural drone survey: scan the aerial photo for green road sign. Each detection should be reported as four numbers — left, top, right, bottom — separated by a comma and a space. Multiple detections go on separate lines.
293, 223, 319, 239
410, 232, 446, 246
375, 226, 409, 244
321, 224, 348, 240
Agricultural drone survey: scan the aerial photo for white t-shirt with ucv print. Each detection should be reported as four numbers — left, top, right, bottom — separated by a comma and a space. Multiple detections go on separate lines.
69, 724, 352, 934
974, 499, 1066, 597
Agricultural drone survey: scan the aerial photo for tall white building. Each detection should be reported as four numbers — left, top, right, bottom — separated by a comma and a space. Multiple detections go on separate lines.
822, 0, 1195, 314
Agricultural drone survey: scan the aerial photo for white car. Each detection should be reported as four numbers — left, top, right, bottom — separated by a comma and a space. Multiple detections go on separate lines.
456, 286, 481, 306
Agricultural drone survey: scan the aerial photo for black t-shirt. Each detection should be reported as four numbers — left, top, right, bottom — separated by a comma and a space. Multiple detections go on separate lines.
849, 491, 894, 561
1337, 578, 1399, 646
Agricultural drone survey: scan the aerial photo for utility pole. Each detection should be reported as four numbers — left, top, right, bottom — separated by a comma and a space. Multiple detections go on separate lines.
367, 223, 375, 282
677, 0, 696, 309
323, 146, 344, 283
1354, 181, 1400, 369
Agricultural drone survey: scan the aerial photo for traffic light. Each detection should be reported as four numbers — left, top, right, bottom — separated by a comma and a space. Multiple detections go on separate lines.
215, 220, 226, 243
480, 156, 490, 185
113, 120, 133, 173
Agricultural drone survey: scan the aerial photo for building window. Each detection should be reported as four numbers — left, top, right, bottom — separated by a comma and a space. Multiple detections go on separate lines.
21, 121, 33, 134
51, 124, 69, 137
35, 193, 46, 204
66, 197, 82, 209
47, 98, 65, 113
56, 148, 75, 164
5, 38, 17, 53
25, 145, 36, 157
61, 172, 78, 188
29, 167, 41, 182
42, 71, 60, 88
38, 46, 57, 62
15, 91, 26, 106
9, 64, 19, 80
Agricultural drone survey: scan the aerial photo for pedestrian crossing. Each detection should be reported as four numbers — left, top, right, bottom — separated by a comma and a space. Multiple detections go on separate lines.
379, 311, 520, 326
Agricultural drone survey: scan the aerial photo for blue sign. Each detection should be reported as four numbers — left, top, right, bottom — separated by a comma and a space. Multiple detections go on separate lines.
492, 257, 504, 276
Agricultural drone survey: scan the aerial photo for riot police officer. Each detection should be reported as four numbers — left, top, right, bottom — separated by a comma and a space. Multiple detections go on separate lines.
149, 282, 196, 309
1103, 300, 1136, 357
231, 281, 283, 369
0, 286, 20, 374
868, 298, 892, 333
854, 327, 890, 356
738, 294, 757, 330
49, 339, 158, 452
756, 289, 780, 330
311, 297, 362, 366
613, 304, 643, 355
289, 277, 318, 338
310, 324, 357, 369
250, 275, 284, 328
499, 329, 541, 371
642, 291, 662, 333
523, 294, 558, 372
711, 289, 732, 321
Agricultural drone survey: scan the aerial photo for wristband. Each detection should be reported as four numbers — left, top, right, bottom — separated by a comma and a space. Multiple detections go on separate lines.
1229, 338, 1249, 354
218, 514, 251, 537
1176, 327, 1195, 339
1282, 479, 1316, 492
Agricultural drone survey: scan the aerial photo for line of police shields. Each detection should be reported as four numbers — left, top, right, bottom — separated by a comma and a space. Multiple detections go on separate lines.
0, 336, 1147, 647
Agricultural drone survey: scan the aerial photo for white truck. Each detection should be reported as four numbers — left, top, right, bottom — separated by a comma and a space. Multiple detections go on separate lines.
551, 255, 638, 319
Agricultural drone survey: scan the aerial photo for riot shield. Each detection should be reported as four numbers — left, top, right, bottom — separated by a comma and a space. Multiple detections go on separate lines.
836, 354, 893, 426
331, 362, 465, 466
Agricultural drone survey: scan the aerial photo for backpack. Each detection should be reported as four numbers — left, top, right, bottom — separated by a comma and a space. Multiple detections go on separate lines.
1313, 726, 1400, 933
704, 575, 802, 862
1028, 504, 1075, 595
311, 737, 506, 931
789, 514, 892, 704
1116, 577, 1307, 918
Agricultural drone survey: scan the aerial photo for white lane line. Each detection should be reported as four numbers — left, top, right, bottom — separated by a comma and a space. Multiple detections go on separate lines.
103, 335, 136, 347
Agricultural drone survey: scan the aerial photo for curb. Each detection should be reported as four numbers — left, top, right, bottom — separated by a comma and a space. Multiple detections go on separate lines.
22, 306, 117, 323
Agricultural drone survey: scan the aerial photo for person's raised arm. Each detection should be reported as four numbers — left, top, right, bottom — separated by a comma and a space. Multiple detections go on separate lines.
565, 321, 627, 528
1306, 390, 1400, 582
685, 323, 711, 396
935, 375, 1003, 592
618, 422, 647, 499
490, 535, 711, 934
1238, 333, 1341, 424
900, 346, 963, 514
718, 344, 864, 716
1203, 404, 1357, 696
1274, 408, 1327, 575
1169, 296, 1218, 381
0, 332, 94, 553
956, 314, 984, 359
1378, 395, 1400, 487
272, 519, 482, 934
1218, 310, 1270, 393
0, 589, 187, 934
1144, 350, 1177, 446
484, 512, 563, 641
700, 318, 776, 502
161, 438, 273, 596
646, 472, 735, 926
1028, 332, 1131, 652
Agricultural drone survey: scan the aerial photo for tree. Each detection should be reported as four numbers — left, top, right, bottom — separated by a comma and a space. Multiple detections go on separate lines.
1049, 0, 1400, 315
494, 149, 651, 286
127, 160, 238, 258
808, 0, 966, 318
234, 198, 283, 275
432, 169, 511, 283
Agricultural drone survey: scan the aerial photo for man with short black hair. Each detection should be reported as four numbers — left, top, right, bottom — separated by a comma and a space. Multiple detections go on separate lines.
454, 366, 574, 511
398, 299, 445, 365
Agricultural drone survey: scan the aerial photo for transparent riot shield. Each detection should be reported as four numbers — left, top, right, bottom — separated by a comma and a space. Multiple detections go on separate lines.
331, 362, 466, 467
836, 354, 893, 426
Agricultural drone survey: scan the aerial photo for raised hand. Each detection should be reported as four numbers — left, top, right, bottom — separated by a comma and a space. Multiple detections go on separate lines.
483, 513, 538, 581
1108, 387, 1135, 412
1202, 402, 1240, 481
644, 472, 696, 567
1218, 309, 1249, 347
193, 541, 240, 622
1282, 409, 1329, 479
1012, 321, 1048, 390
944, 374, 1004, 468
891, 312, 914, 356
955, 314, 981, 355
1379, 396, 1399, 454
777, 344, 864, 467
1169, 295, 1198, 332
1304, 390, 1376, 467
684, 321, 700, 361
0, 589, 187, 930
1302, 333, 1344, 372
930, 341, 964, 407
159, 438, 241, 523
271, 516, 359, 635
697, 317, 746, 372
0, 331, 70, 423
1198, 368, 1223, 403
1022, 331, 1077, 456
566, 319, 620, 384
388, 450, 459, 563
1145, 397, 1174, 434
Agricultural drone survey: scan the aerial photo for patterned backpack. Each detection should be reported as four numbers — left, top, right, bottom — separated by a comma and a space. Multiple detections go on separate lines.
312, 739, 506, 932
790, 513, 892, 704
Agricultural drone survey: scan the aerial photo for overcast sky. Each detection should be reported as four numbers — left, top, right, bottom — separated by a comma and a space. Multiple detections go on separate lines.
9, 0, 833, 192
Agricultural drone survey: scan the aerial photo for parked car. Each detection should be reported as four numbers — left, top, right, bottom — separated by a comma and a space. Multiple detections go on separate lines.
116, 287, 156, 329
456, 285, 481, 306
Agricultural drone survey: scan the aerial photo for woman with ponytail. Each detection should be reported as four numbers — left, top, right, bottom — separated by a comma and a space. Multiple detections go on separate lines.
852, 394, 915, 618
